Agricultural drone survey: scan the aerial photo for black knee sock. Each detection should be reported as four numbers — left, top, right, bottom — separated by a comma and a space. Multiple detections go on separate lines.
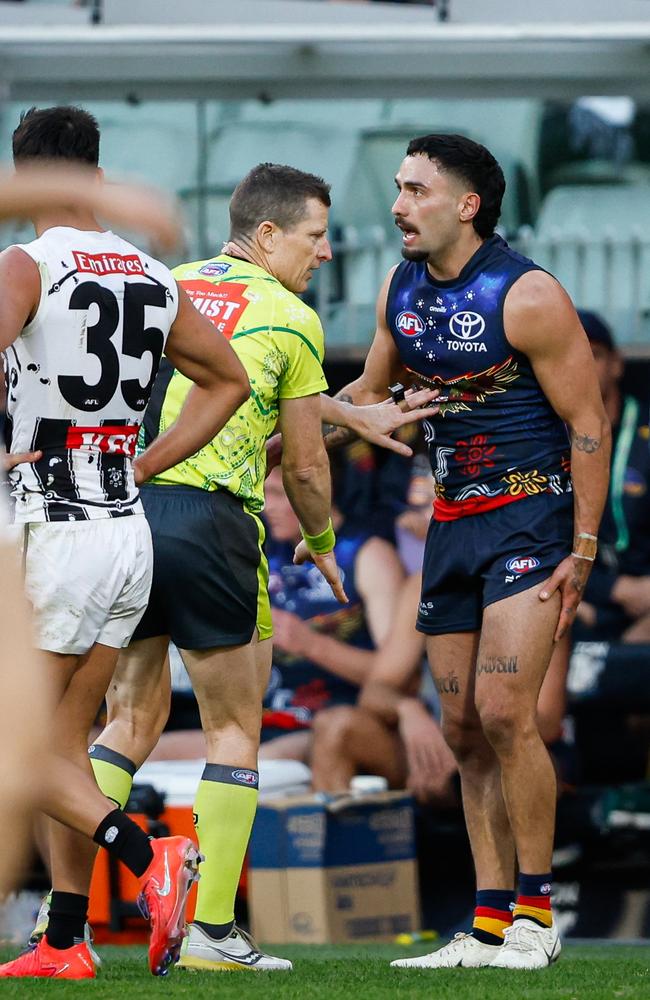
93, 809, 154, 877
45, 891, 88, 951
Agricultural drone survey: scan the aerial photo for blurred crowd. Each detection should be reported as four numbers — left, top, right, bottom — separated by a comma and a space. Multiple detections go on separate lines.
157, 310, 650, 806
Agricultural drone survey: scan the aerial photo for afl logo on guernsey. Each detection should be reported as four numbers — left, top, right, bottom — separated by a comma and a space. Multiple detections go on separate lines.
396, 311, 426, 337
449, 311, 485, 340
505, 556, 540, 575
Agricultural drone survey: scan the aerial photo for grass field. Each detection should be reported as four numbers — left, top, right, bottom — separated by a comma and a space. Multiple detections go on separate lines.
0, 942, 648, 999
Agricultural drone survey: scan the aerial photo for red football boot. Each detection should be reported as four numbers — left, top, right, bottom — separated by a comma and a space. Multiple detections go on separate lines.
137, 835, 202, 977
0, 937, 95, 979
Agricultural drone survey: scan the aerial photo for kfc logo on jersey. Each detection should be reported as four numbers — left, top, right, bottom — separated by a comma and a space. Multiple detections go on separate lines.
505, 556, 541, 575
73, 251, 145, 277
396, 311, 426, 337
66, 424, 140, 457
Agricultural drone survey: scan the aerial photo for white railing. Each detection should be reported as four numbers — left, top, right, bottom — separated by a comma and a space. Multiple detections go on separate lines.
311, 226, 650, 352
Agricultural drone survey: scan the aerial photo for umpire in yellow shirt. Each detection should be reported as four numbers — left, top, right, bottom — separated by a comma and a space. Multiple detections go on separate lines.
48, 164, 345, 973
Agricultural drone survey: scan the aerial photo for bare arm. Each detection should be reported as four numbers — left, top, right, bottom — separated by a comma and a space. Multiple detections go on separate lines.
319, 268, 415, 450
358, 572, 426, 725
505, 271, 612, 639
271, 608, 374, 686
273, 537, 403, 685
358, 571, 457, 803
354, 536, 405, 645
0, 247, 40, 351
263, 269, 438, 468
0, 165, 182, 253
279, 393, 346, 603
134, 287, 250, 483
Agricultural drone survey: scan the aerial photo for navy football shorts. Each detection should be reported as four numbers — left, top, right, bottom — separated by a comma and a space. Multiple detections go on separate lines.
416, 491, 573, 635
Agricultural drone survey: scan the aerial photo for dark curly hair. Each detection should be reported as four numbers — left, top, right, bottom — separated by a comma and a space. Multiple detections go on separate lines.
406, 133, 505, 238
13, 106, 100, 166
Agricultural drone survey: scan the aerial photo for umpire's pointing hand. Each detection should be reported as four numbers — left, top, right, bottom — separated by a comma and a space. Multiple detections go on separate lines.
293, 539, 348, 605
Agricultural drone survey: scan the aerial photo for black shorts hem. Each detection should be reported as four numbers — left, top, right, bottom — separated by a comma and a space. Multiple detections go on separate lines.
171, 627, 257, 651
415, 620, 480, 636
131, 624, 258, 650
482, 566, 554, 610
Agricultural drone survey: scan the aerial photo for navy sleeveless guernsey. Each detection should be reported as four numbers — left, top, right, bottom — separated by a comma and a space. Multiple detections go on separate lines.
386, 235, 571, 521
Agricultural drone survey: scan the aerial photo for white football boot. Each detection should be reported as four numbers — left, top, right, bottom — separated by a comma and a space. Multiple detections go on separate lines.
391, 932, 501, 969
490, 918, 561, 969
177, 923, 292, 972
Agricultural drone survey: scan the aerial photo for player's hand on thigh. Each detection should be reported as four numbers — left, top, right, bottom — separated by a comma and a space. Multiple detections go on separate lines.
293, 541, 348, 604
540, 554, 592, 641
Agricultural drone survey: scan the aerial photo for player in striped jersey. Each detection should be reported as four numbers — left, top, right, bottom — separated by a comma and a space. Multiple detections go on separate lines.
0, 105, 249, 980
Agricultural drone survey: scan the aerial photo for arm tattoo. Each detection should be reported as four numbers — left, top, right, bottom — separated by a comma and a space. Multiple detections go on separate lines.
321, 391, 356, 450
571, 430, 601, 453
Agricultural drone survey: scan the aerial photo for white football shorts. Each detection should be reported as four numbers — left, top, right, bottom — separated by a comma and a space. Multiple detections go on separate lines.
21, 514, 153, 655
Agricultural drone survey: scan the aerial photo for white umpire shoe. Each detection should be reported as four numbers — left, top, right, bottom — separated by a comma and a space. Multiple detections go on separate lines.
391, 932, 501, 969
176, 923, 292, 972
490, 918, 561, 969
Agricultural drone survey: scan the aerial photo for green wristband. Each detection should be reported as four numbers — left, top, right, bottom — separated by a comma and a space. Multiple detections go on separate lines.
300, 518, 336, 554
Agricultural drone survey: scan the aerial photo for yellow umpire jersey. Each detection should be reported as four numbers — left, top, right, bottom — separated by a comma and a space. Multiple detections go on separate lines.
140, 255, 329, 512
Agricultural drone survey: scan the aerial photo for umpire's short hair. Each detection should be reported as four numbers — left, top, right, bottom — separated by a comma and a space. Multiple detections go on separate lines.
229, 163, 331, 238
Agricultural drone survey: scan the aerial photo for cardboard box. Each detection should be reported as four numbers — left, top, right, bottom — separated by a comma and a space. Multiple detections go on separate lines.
248, 791, 420, 944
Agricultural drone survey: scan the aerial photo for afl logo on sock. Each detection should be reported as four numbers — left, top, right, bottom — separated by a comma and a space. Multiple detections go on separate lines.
232, 769, 258, 786
540, 882, 552, 894
396, 311, 425, 337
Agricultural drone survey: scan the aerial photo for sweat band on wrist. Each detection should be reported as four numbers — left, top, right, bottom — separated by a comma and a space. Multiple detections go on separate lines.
573, 532, 598, 561
300, 518, 336, 554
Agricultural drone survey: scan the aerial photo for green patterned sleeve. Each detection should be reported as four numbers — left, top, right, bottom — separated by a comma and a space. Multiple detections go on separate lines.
277, 307, 328, 399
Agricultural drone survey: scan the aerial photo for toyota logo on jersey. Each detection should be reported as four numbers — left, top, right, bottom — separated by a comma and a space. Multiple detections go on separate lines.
449, 311, 486, 340
396, 311, 426, 337
505, 556, 541, 574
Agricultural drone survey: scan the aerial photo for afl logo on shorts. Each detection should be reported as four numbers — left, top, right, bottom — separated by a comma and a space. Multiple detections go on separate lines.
505, 556, 540, 574
396, 311, 426, 337
449, 311, 485, 340
232, 769, 259, 787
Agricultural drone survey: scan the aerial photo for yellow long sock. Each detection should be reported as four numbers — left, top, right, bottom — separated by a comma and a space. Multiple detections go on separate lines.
88, 744, 135, 810
193, 764, 259, 927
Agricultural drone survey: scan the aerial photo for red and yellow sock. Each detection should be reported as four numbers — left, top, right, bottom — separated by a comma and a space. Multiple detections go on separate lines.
472, 889, 514, 945
513, 872, 553, 928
